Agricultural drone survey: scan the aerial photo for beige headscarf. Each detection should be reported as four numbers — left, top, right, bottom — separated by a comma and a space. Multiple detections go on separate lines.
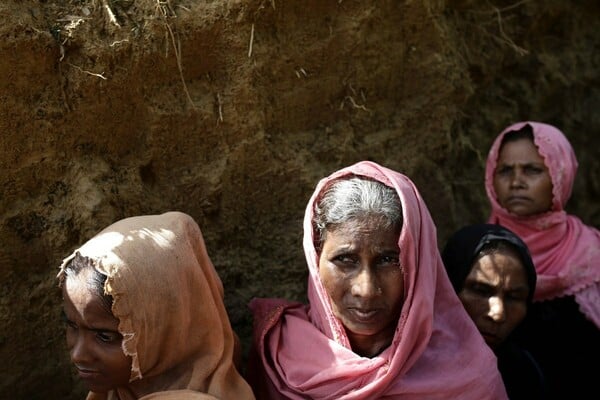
58, 211, 255, 400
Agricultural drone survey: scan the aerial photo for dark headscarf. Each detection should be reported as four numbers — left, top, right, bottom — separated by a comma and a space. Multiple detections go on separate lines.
441, 224, 537, 306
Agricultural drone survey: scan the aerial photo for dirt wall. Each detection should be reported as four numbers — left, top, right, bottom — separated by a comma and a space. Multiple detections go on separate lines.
1, 1, 598, 398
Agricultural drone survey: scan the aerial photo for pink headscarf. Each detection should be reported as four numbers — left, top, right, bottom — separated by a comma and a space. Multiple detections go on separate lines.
485, 121, 600, 327
249, 161, 507, 399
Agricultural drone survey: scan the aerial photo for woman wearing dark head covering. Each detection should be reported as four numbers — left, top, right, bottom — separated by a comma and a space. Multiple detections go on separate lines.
442, 223, 546, 400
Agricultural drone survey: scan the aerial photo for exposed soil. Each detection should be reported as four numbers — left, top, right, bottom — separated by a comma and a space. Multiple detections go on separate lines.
1, 1, 598, 398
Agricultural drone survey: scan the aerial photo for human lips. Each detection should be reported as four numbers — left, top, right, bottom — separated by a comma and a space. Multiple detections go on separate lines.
505, 195, 531, 204
75, 366, 102, 380
347, 307, 381, 323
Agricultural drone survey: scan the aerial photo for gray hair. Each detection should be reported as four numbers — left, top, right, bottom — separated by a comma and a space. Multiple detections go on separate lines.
313, 176, 402, 249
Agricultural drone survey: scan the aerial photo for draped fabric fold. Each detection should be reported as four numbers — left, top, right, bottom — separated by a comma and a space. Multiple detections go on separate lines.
58, 211, 255, 400
250, 161, 507, 399
485, 122, 600, 327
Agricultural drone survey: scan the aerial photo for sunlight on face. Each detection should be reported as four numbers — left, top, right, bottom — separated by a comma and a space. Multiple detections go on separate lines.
318, 216, 404, 357
62, 268, 131, 393
458, 250, 529, 348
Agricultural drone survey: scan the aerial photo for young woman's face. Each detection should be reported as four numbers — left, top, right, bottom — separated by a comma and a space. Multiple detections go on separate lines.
62, 267, 132, 393
458, 249, 529, 349
318, 216, 404, 357
493, 138, 553, 216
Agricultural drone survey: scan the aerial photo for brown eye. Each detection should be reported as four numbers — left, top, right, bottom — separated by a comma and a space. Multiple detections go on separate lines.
96, 331, 121, 344
469, 283, 494, 297
334, 254, 354, 263
524, 166, 543, 175
333, 254, 358, 270
378, 255, 400, 268
506, 291, 528, 302
496, 166, 512, 176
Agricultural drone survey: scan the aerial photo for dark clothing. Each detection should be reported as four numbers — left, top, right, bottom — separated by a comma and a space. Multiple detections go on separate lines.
496, 340, 546, 400
442, 224, 547, 399
515, 296, 600, 400
441, 223, 537, 304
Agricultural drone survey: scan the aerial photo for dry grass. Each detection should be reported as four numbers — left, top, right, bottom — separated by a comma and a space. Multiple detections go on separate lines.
466, 0, 530, 56
51, 1, 196, 106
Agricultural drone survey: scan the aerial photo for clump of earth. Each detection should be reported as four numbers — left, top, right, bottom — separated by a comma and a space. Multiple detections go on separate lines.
1, 1, 598, 398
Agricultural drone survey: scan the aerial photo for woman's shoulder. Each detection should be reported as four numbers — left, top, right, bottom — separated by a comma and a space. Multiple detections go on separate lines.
516, 295, 600, 356
249, 298, 307, 339
249, 298, 305, 320
496, 341, 548, 400
528, 296, 592, 326
496, 341, 542, 374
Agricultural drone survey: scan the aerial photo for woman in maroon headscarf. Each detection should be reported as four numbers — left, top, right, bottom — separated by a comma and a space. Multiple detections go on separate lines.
248, 161, 507, 399
485, 121, 600, 399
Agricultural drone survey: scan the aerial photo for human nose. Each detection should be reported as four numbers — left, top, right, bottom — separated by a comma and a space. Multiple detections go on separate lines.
70, 332, 94, 365
487, 296, 506, 322
509, 169, 525, 188
350, 267, 380, 298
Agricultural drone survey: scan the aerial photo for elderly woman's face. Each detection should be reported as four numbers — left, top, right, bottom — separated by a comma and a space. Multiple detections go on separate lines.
318, 216, 404, 356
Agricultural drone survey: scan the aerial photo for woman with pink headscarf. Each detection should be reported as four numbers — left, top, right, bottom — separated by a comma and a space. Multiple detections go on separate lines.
485, 121, 600, 399
248, 161, 507, 399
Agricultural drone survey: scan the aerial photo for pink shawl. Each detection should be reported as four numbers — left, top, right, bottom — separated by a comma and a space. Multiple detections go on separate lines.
485, 121, 600, 327
58, 212, 255, 400
250, 161, 507, 399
